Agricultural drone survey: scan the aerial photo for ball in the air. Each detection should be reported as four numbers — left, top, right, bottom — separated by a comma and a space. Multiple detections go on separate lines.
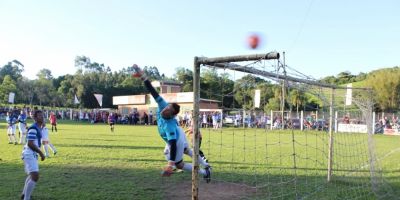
247, 34, 260, 49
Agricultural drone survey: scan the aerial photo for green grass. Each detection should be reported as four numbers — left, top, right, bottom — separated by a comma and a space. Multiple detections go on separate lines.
0, 121, 399, 199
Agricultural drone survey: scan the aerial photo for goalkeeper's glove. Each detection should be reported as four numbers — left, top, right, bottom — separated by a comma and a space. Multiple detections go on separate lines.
132, 64, 145, 79
161, 161, 175, 177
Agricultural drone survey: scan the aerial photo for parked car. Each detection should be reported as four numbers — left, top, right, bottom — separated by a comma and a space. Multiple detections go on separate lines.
224, 116, 234, 124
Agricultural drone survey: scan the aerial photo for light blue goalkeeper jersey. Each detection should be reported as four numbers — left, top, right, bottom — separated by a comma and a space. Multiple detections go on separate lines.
155, 96, 179, 143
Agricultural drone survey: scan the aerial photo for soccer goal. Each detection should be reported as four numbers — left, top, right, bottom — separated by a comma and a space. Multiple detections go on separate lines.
191, 52, 395, 199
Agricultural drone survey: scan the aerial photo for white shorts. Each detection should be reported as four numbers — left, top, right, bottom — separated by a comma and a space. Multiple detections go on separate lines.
22, 153, 39, 174
163, 127, 189, 163
19, 123, 27, 134
7, 125, 16, 135
41, 127, 49, 141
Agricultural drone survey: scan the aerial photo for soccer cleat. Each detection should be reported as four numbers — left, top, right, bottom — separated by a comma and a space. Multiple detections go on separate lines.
204, 166, 212, 183
54, 151, 57, 156
14, 142, 18, 145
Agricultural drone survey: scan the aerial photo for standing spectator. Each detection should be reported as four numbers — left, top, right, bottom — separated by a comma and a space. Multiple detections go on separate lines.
18, 110, 28, 144
149, 111, 153, 125
49, 112, 58, 133
20, 110, 46, 200
343, 114, 350, 124
143, 112, 149, 125
202, 113, 208, 128
6, 111, 18, 144
212, 112, 218, 130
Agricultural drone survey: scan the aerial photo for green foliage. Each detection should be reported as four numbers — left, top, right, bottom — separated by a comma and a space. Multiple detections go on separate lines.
0, 57, 399, 112
0, 75, 17, 103
365, 67, 400, 111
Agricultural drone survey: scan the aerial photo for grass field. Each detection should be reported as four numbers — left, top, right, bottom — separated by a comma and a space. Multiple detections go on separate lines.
0, 121, 399, 199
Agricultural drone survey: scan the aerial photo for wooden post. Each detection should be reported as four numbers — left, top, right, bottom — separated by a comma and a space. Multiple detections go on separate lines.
192, 57, 201, 200
327, 88, 335, 182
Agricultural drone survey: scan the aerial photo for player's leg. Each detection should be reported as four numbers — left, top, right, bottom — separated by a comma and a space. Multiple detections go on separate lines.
19, 124, 26, 144
7, 128, 13, 143
49, 142, 57, 155
22, 154, 39, 200
42, 141, 50, 157
11, 126, 18, 144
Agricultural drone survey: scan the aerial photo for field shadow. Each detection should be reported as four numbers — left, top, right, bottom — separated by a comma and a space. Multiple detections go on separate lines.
56, 143, 163, 150
0, 161, 398, 200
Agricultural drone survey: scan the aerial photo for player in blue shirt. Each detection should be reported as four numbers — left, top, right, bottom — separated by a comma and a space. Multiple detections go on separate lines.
133, 64, 211, 182
6, 111, 18, 144
21, 110, 46, 200
18, 110, 28, 144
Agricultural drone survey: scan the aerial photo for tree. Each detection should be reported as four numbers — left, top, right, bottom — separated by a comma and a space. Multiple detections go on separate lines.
174, 67, 193, 92
366, 67, 400, 111
0, 75, 17, 103
0, 61, 23, 82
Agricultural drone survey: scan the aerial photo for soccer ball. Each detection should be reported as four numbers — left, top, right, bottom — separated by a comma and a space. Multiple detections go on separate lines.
248, 34, 260, 49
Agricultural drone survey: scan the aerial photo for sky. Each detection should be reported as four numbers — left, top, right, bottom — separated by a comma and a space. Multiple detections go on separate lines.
0, 0, 399, 80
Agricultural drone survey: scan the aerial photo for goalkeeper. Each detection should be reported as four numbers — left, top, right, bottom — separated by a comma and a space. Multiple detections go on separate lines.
132, 64, 211, 183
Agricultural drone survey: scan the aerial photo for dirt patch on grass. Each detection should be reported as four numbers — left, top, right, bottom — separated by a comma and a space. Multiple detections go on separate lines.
164, 180, 257, 200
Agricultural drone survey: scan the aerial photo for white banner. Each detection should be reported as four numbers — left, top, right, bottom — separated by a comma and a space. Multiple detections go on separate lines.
94, 93, 103, 107
254, 89, 260, 108
74, 94, 80, 104
345, 83, 352, 106
8, 92, 15, 103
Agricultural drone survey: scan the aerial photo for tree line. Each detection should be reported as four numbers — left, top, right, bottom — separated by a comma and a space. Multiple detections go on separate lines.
1, 57, 399, 112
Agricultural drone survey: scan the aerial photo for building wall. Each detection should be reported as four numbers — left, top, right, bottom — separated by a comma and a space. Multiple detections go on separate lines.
117, 101, 219, 116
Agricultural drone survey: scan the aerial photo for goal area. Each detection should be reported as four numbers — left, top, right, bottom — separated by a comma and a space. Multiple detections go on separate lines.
190, 52, 394, 199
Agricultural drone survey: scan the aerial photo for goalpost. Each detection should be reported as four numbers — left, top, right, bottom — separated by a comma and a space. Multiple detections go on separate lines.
191, 52, 394, 199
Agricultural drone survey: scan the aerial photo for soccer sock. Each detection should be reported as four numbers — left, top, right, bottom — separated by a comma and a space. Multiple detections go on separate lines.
22, 175, 30, 196
49, 144, 57, 153
55, 126, 57, 132
182, 163, 193, 172
182, 163, 207, 175
44, 144, 49, 156
185, 149, 193, 157
198, 156, 209, 167
24, 179, 36, 200
12, 135, 17, 143
185, 149, 208, 167
20, 134, 26, 144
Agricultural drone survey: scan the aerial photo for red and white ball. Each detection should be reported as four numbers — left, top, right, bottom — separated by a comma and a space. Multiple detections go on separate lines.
247, 34, 260, 49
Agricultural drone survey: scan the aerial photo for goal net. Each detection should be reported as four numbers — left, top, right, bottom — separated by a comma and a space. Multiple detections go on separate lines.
191, 52, 394, 199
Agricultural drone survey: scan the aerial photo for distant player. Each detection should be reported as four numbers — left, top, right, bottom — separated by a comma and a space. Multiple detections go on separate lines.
41, 123, 57, 157
49, 112, 57, 132
133, 64, 211, 182
6, 111, 18, 144
108, 113, 115, 132
18, 110, 28, 144
21, 110, 46, 200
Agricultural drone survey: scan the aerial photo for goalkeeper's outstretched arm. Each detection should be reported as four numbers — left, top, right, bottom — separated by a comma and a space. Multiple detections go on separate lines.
132, 64, 160, 100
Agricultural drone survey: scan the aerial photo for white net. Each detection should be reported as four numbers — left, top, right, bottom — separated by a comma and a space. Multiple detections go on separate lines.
192, 52, 395, 199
